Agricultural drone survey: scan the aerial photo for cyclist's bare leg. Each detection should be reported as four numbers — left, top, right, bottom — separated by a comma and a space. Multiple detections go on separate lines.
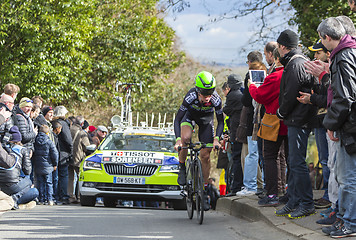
200, 148, 212, 183
178, 125, 192, 163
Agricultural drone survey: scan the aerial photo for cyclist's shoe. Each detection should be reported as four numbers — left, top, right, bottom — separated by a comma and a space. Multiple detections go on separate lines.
177, 164, 186, 186
203, 190, 210, 211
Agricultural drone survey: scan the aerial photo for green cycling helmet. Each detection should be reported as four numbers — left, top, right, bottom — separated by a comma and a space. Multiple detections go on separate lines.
195, 71, 216, 96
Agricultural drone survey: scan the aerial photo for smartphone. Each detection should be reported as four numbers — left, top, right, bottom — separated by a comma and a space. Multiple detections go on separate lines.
249, 70, 266, 84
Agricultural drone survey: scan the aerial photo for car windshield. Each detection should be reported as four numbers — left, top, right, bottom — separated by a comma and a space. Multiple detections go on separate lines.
99, 132, 176, 153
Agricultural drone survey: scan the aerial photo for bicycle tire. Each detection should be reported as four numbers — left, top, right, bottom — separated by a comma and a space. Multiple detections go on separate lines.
186, 163, 194, 219
194, 158, 204, 224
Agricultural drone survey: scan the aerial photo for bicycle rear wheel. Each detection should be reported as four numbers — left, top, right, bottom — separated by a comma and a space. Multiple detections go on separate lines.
194, 158, 204, 224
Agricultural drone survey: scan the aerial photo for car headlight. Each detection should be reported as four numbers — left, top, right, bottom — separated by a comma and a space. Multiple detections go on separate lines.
83, 161, 102, 171
159, 164, 179, 173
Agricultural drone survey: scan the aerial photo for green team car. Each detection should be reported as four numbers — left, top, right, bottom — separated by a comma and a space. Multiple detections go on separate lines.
78, 121, 185, 209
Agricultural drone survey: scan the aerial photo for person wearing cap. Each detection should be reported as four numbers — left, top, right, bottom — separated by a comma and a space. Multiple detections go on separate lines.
248, 48, 288, 207
92, 125, 108, 148
13, 97, 37, 155
275, 29, 317, 219
222, 74, 244, 196
298, 39, 332, 212
0, 125, 38, 209
69, 116, 90, 203
52, 106, 72, 204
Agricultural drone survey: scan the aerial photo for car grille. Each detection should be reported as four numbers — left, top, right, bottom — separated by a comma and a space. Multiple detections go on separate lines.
95, 183, 181, 193
104, 163, 158, 176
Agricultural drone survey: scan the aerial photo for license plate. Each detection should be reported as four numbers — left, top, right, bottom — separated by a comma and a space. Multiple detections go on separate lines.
113, 177, 145, 184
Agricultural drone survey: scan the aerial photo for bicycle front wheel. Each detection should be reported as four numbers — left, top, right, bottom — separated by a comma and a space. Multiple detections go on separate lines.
186, 164, 194, 219
194, 158, 204, 224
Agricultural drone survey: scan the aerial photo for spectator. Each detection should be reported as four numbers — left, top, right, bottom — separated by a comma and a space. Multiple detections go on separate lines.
0, 126, 38, 209
53, 106, 72, 204
69, 116, 90, 203
275, 29, 317, 219
206, 177, 220, 210
3, 84, 20, 101
0, 111, 16, 214
51, 120, 62, 204
237, 52, 266, 197
88, 125, 97, 144
222, 74, 244, 196
30, 105, 41, 122
92, 125, 108, 148
298, 39, 331, 210
348, 0, 356, 11
14, 98, 37, 156
318, 16, 356, 237
32, 96, 44, 109
0, 94, 15, 144
33, 125, 59, 206
248, 48, 288, 207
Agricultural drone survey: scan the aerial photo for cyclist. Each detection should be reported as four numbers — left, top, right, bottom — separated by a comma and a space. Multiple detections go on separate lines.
174, 71, 223, 210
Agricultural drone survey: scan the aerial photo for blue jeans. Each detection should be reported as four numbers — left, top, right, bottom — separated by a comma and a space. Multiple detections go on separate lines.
58, 164, 69, 200
335, 140, 356, 231
315, 127, 330, 200
52, 167, 58, 201
286, 127, 314, 209
243, 136, 258, 192
0, 177, 39, 206
37, 173, 53, 202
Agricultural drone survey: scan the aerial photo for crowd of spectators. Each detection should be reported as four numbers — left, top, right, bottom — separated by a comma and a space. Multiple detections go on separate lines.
0, 85, 109, 214
219, 8, 356, 238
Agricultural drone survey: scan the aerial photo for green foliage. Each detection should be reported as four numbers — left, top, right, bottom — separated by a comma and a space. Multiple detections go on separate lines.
289, 0, 355, 47
0, 0, 183, 104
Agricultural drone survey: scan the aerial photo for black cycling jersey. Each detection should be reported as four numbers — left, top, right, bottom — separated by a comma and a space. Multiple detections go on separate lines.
174, 88, 224, 143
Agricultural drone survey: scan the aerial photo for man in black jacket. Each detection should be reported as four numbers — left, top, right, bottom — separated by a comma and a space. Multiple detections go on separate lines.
318, 17, 356, 238
223, 74, 244, 195
275, 29, 317, 219
53, 106, 73, 204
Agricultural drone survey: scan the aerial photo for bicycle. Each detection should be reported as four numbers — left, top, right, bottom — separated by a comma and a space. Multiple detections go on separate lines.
179, 142, 215, 225
114, 81, 142, 126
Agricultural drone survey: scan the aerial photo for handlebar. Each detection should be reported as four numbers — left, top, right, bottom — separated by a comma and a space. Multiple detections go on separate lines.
177, 142, 219, 152
115, 81, 143, 93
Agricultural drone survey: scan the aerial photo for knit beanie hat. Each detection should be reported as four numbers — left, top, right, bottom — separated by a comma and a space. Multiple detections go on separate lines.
82, 120, 89, 130
19, 97, 33, 108
277, 30, 299, 49
227, 74, 243, 89
9, 126, 22, 142
89, 126, 97, 133
42, 106, 54, 117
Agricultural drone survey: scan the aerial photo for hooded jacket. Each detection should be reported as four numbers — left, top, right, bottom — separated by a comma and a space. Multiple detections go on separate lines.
323, 34, 356, 132
33, 132, 59, 175
276, 49, 317, 127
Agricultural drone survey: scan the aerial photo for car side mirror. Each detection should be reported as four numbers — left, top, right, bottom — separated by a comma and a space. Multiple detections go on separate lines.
86, 144, 97, 154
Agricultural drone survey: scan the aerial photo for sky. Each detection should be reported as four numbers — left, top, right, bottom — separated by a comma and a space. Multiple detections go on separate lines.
162, 0, 295, 66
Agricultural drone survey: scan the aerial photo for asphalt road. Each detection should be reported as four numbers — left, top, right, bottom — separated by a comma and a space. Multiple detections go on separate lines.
0, 204, 299, 240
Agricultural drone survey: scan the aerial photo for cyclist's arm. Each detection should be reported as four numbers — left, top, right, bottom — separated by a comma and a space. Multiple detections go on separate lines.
215, 106, 224, 140
174, 105, 187, 139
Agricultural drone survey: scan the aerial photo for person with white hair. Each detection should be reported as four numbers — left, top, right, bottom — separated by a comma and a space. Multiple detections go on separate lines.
52, 106, 72, 204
